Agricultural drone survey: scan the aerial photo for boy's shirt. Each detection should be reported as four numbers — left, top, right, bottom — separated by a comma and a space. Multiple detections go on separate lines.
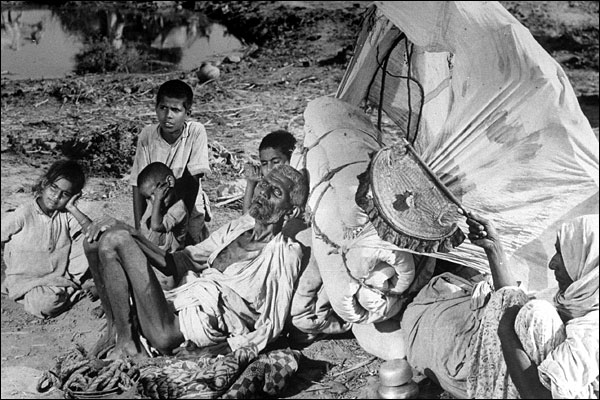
130, 120, 210, 185
1, 199, 82, 300
140, 199, 189, 252
130, 120, 211, 244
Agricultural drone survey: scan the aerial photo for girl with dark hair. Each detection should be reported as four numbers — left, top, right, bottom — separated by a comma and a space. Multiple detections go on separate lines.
1, 159, 92, 318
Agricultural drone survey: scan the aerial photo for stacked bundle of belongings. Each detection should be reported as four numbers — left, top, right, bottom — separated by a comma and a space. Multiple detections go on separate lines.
137, 344, 301, 399
289, 0, 598, 362
38, 344, 302, 399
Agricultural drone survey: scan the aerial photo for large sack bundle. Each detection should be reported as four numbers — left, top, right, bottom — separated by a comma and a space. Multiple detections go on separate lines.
291, 96, 423, 324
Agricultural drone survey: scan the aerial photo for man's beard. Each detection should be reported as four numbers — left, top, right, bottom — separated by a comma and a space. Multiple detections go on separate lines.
249, 199, 286, 224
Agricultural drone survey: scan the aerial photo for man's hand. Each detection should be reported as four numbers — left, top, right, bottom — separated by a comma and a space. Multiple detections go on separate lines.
464, 211, 502, 252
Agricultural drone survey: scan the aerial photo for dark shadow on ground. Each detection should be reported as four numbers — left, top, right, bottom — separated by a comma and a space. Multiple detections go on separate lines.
279, 355, 332, 398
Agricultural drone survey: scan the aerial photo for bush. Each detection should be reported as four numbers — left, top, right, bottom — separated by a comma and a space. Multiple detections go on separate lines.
75, 40, 144, 74
62, 121, 138, 177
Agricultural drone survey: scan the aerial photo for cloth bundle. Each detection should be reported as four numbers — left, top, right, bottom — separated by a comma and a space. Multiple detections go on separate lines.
137, 345, 300, 399
222, 348, 301, 398
291, 96, 420, 324
138, 345, 258, 399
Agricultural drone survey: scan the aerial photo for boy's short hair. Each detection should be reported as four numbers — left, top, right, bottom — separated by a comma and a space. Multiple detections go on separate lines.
35, 159, 86, 195
137, 162, 174, 188
259, 130, 297, 160
156, 79, 194, 111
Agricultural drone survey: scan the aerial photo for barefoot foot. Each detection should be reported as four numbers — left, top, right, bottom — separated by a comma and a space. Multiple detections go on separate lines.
90, 326, 116, 358
105, 342, 148, 361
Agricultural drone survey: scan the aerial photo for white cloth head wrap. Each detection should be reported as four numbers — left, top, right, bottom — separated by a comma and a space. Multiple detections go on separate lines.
554, 214, 599, 320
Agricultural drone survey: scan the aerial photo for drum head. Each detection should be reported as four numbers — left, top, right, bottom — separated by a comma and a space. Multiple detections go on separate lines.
359, 146, 465, 251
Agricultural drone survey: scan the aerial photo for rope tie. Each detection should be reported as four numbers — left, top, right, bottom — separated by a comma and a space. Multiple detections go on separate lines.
309, 160, 368, 254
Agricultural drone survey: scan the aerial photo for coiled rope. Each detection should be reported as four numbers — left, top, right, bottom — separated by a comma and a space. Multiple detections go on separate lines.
36, 346, 139, 395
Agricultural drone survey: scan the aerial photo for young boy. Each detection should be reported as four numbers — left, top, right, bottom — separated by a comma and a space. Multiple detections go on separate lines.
130, 79, 210, 246
243, 130, 297, 214
137, 162, 189, 254
138, 162, 188, 290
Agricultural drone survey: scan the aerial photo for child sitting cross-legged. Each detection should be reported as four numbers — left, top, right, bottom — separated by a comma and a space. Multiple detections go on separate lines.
1, 159, 93, 319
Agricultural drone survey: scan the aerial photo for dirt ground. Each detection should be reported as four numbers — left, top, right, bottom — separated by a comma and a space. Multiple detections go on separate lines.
1, 1, 598, 399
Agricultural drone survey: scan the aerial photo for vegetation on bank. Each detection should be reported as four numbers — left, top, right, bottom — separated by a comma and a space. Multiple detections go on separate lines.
1, 1, 597, 179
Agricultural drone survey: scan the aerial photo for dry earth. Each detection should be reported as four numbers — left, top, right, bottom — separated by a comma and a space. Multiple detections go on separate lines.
1, 1, 598, 399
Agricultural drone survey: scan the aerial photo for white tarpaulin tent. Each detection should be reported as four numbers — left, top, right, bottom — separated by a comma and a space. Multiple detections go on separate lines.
335, 1, 599, 292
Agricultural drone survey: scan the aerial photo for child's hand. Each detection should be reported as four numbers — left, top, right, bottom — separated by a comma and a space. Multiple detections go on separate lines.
152, 181, 170, 203
244, 163, 261, 184
65, 192, 82, 212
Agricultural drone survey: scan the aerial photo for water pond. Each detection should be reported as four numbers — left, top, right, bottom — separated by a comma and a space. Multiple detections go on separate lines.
1, 4, 243, 80
1, 4, 597, 131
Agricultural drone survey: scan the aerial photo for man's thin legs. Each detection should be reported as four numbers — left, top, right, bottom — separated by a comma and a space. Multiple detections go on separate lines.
104, 228, 184, 355
84, 240, 116, 357
98, 230, 144, 358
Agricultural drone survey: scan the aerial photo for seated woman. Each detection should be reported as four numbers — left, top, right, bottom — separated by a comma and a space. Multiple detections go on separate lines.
401, 213, 598, 399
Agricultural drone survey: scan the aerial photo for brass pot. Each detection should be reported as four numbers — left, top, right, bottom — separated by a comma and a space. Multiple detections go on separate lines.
379, 358, 413, 386
377, 381, 419, 399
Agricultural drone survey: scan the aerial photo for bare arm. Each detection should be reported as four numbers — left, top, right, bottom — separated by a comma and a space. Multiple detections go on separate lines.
243, 180, 258, 214
498, 306, 552, 399
464, 211, 517, 290
177, 172, 200, 213
132, 185, 146, 231
149, 182, 169, 232
129, 231, 174, 274
65, 193, 93, 230
242, 164, 261, 214
66, 193, 131, 243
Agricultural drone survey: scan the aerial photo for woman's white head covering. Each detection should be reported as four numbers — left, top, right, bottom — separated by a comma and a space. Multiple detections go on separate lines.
554, 214, 599, 320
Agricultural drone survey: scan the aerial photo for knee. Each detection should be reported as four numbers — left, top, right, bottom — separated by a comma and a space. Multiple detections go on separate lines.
493, 286, 528, 308
290, 312, 322, 333
515, 300, 565, 364
352, 320, 406, 360
98, 228, 131, 254
83, 238, 99, 256
522, 299, 556, 313
83, 240, 100, 260
21, 287, 69, 319
516, 299, 561, 331
496, 286, 526, 297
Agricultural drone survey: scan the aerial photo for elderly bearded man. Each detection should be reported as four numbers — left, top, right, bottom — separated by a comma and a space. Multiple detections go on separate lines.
84, 164, 309, 359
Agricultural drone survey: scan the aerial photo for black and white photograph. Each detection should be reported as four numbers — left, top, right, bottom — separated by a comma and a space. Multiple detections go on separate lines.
1, 1, 598, 398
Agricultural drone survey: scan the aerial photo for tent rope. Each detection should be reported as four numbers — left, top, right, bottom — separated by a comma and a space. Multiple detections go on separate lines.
376, 32, 405, 132
374, 33, 425, 146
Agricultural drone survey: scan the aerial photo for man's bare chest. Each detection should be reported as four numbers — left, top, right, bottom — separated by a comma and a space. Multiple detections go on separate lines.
211, 231, 268, 272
